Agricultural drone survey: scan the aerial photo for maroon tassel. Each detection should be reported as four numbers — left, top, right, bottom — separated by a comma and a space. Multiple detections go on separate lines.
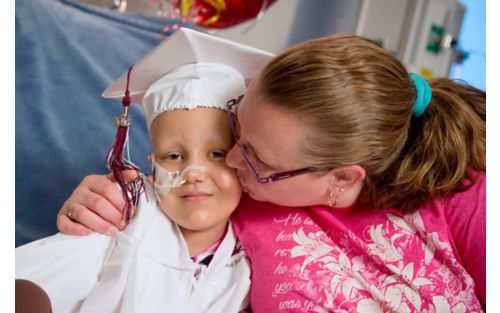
105, 65, 145, 225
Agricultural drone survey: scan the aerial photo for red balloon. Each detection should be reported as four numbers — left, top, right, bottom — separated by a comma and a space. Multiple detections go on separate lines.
174, 0, 278, 29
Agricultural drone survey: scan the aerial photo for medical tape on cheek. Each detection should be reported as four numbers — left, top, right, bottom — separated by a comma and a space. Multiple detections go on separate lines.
152, 162, 179, 198
153, 162, 207, 198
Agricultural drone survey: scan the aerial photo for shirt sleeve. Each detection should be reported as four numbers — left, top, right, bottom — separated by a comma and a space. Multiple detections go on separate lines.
443, 171, 486, 307
16, 233, 113, 313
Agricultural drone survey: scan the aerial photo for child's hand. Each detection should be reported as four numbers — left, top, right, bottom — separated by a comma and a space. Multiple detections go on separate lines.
56, 170, 139, 236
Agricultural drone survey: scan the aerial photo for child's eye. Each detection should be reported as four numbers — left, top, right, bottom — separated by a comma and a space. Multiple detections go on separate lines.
163, 152, 183, 162
209, 150, 227, 160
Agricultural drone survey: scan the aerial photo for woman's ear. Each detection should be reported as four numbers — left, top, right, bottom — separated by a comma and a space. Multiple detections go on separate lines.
329, 165, 366, 189
323, 165, 366, 207
148, 154, 153, 164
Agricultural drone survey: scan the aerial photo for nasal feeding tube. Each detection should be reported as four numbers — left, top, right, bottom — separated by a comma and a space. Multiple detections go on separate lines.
152, 159, 207, 199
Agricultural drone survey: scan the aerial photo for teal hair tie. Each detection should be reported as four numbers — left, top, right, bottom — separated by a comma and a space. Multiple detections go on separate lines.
409, 72, 432, 117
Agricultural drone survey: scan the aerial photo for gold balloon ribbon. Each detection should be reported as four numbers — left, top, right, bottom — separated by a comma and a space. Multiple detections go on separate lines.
202, 0, 227, 26
179, 0, 194, 16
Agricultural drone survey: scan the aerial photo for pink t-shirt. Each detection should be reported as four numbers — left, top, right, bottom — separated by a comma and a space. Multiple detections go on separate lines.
231, 172, 485, 312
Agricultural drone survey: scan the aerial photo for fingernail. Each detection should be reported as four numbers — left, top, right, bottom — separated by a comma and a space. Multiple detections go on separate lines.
106, 226, 119, 237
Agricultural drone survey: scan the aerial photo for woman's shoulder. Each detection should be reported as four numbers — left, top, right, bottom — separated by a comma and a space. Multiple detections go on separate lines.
231, 193, 293, 223
430, 169, 485, 235
230, 194, 299, 241
442, 169, 485, 207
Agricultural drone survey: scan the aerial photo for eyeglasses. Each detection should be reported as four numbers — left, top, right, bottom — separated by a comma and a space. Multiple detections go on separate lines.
226, 96, 325, 184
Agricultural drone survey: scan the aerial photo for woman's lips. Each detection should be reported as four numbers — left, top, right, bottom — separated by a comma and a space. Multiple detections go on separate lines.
237, 171, 251, 192
241, 186, 250, 193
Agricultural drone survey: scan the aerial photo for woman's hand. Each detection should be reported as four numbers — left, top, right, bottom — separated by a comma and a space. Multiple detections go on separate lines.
56, 170, 139, 236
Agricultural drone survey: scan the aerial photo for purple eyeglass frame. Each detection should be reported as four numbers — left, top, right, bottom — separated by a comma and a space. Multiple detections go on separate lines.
226, 97, 322, 184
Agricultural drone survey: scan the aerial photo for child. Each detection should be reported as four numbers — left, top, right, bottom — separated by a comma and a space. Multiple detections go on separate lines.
16, 28, 273, 313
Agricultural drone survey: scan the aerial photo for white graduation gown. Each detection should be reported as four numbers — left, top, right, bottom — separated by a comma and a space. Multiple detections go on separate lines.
16, 181, 251, 313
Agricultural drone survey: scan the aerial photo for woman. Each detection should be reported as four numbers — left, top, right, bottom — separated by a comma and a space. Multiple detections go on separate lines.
57, 34, 485, 312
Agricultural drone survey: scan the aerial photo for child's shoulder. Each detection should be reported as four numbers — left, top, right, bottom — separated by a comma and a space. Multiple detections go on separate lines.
121, 178, 170, 237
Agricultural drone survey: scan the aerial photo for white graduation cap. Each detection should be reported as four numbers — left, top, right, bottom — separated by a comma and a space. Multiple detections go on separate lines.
102, 27, 274, 129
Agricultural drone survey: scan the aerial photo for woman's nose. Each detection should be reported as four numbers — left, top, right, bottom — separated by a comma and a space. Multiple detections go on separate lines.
225, 145, 246, 170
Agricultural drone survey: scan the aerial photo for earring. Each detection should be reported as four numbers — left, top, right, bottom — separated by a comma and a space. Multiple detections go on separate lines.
328, 186, 345, 208
328, 190, 337, 207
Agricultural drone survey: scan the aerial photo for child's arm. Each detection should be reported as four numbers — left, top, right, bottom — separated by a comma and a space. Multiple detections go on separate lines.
16, 233, 113, 313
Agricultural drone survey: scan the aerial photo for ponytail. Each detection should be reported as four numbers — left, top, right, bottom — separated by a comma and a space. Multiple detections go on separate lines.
373, 79, 485, 212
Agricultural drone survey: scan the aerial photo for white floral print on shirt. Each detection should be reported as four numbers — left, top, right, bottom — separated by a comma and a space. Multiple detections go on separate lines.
289, 212, 483, 313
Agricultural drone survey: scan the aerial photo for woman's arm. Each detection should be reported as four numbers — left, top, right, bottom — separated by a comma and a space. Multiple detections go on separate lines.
57, 171, 138, 236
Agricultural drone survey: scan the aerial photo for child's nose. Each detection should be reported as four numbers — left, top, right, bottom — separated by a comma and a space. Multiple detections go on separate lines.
182, 166, 207, 183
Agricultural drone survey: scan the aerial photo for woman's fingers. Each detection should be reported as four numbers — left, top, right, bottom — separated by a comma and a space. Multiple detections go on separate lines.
57, 174, 127, 235
96, 171, 141, 226
56, 212, 92, 236
59, 203, 120, 236
88, 176, 127, 219
106, 169, 139, 185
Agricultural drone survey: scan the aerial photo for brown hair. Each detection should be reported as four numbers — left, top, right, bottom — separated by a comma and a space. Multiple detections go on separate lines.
259, 34, 485, 213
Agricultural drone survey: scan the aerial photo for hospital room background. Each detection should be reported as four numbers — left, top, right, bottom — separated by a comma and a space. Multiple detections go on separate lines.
15, 0, 485, 247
